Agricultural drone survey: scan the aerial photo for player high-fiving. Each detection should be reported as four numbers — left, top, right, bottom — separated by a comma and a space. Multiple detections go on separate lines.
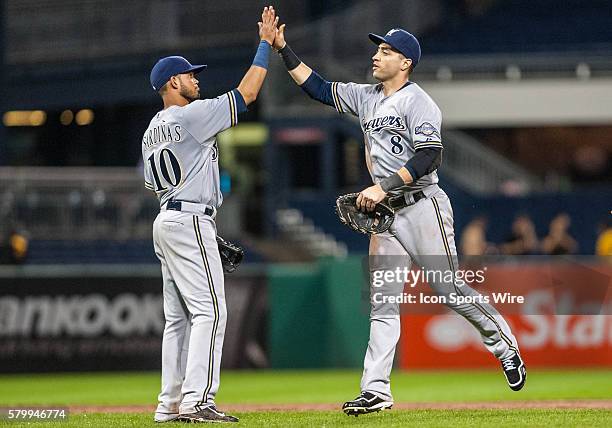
273, 17, 526, 417
143, 6, 279, 424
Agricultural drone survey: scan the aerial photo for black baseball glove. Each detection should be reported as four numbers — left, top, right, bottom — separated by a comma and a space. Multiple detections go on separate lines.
335, 193, 394, 234
217, 235, 244, 273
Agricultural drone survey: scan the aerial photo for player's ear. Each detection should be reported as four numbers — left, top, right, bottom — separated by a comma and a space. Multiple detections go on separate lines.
401, 58, 412, 72
169, 75, 180, 90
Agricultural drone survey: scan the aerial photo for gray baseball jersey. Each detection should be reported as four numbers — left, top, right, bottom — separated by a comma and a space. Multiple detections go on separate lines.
322, 79, 521, 401
143, 90, 242, 208
331, 81, 442, 192
144, 89, 245, 420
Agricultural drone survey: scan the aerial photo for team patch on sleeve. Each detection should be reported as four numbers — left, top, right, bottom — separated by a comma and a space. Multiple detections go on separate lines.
331, 82, 344, 114
415, 122, 441, 139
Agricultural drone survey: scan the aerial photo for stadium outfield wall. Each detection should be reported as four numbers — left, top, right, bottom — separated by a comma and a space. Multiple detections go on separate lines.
1, 258, 609, 373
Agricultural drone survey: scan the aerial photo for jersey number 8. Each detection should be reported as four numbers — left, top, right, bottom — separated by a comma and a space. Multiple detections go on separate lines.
390, 135, 404, 155
147, 149, 182, 191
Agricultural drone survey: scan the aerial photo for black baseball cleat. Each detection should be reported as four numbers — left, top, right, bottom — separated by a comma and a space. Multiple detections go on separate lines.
501, 352, 527, 391
342, 392, 393, 416
179, 406, 239, 423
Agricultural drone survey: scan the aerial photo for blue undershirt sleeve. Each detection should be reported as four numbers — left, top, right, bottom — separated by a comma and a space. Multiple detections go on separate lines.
404, 147, 443, 180
299, 71, 335, 107
231, 89, 248, 114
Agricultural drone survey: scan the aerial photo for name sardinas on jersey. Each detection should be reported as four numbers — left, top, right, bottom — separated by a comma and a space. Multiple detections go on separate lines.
362, 115, 407, 134
143, 124, 182, 149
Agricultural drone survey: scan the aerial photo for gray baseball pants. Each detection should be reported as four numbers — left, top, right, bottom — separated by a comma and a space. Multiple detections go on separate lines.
362, 185, 519, 401
153, 210, 226, 419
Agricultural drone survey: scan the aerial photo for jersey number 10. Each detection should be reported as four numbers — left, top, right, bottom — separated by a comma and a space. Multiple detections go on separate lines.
147, 149, 182, 191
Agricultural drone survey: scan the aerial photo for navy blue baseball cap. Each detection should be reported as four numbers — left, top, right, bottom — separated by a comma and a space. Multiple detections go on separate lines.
369, 28, 421, 68
150, 56, 207, 91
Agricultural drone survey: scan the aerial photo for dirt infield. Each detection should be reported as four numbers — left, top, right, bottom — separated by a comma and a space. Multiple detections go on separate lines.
70, 400, 612, 414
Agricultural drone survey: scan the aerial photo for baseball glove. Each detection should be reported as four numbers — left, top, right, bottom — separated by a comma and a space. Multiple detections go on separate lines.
335, 193, 394, 234
217, 235, 244, 273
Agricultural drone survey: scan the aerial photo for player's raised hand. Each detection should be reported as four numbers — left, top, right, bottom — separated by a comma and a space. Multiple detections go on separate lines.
258, 6, 278, 45
273, 23, 286, 51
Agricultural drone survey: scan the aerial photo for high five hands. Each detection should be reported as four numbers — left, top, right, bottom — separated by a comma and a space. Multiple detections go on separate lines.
258, 6, 279, 45
273, 19, 286, 50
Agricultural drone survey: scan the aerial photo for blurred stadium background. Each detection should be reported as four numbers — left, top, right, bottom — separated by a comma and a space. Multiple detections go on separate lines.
0, 0, 611, 416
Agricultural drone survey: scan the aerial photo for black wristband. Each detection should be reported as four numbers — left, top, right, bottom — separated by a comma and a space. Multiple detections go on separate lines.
278, 44, 301, 71
380, 173, 405, 192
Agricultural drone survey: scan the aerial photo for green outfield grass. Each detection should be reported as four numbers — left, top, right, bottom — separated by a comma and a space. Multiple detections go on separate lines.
0, 370, 610, 427
3, 410, 612, 428
0, 369, 611, 406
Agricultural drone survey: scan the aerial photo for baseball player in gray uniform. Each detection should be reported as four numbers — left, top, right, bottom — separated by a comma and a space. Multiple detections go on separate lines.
144, 6, 278, 423
272, 25, 526, 415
